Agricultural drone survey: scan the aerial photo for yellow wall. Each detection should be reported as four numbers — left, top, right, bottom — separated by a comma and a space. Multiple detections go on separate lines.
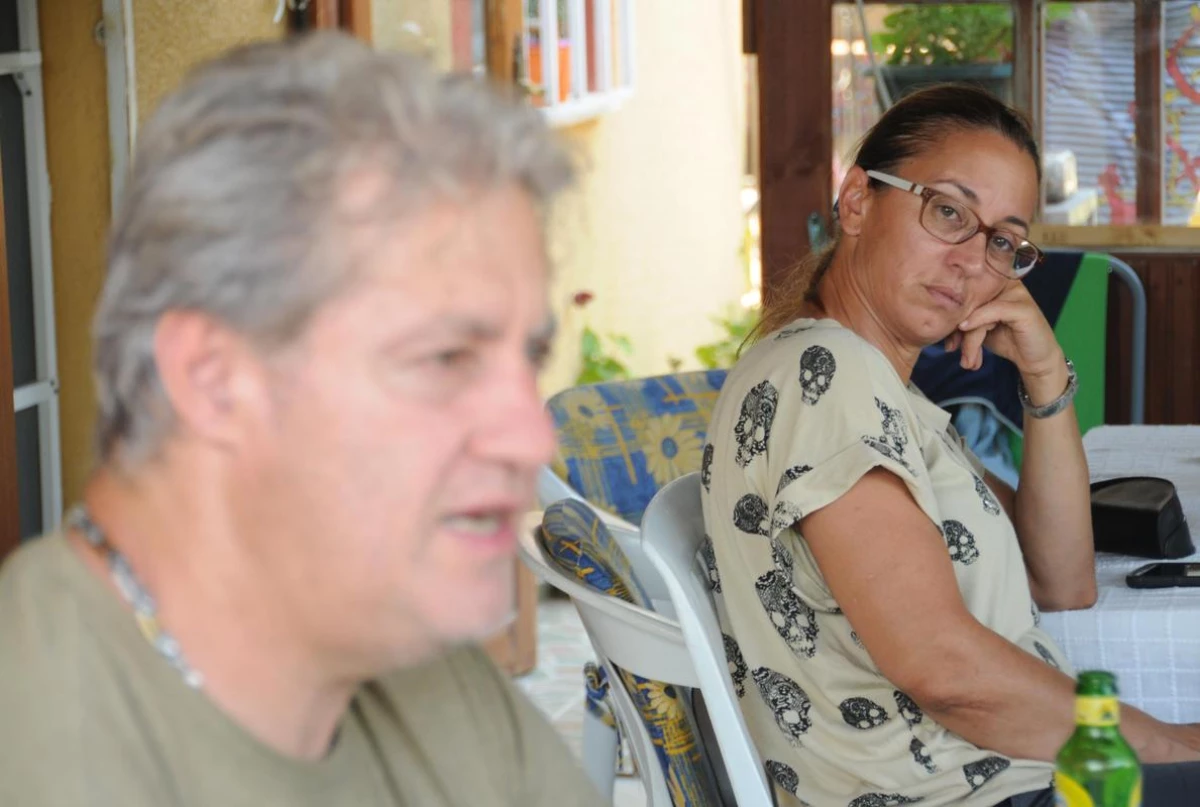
372, 0, 454, 68
44, 0, 283, 505
132, 0, 285, 125
541, 1, 748, 393
39, 0, 113, 506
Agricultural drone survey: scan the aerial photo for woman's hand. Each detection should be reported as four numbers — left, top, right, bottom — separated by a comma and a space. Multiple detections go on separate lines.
943, 281, 1063, 386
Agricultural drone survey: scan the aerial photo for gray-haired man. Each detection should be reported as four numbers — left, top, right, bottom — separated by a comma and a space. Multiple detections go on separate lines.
0, 31, 602, 807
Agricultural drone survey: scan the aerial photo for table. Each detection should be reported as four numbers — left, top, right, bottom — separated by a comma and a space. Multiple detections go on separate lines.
1039, 425, 1200, 723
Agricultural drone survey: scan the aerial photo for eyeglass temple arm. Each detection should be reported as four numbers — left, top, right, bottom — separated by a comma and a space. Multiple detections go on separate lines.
865, 170, 927, 195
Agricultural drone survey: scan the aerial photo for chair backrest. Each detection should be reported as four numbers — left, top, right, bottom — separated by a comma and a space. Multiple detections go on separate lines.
546, 369, 728, 524
641, 473, 776, 807
533, 499, 724, 807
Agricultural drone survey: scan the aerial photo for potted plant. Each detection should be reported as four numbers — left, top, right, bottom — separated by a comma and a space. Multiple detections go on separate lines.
871, 5, 1014, 101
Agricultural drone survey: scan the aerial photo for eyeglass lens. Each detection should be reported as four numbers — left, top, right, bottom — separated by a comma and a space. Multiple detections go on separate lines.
921, 193, 1038, 276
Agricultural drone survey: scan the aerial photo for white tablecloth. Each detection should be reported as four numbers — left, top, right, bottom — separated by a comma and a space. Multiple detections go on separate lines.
1039, 425, 1200, 723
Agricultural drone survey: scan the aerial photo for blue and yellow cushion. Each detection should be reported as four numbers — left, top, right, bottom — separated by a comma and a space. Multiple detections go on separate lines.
540, 499, 721, 807
548, 370, 728, 524
582, 661, 616, 729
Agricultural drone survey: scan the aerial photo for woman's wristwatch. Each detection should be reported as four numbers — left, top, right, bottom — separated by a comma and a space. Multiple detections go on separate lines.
1017, 357, 1078, 419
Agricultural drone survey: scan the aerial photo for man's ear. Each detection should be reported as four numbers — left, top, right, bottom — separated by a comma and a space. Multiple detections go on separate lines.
836, 165, 873, 237
153, 310, 265, 450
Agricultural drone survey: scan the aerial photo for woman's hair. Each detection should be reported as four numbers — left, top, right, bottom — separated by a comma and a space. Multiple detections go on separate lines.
751, 84, 1040, 342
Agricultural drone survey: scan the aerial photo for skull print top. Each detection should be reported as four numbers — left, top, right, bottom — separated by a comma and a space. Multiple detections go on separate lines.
700, 318, 1069, 807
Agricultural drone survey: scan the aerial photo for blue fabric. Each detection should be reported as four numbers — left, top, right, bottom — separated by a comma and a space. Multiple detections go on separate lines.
541, 499, 653, 607
539, 500, 722, 807
583, 662, 615, 728
548, 370, 728, 524
952, 404, 1020, 489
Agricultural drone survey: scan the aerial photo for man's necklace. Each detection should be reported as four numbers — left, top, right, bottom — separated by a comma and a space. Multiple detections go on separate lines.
66, 504, 204, 690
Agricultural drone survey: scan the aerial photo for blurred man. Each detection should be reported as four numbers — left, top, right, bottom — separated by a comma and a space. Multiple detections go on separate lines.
0, 31, 601, 807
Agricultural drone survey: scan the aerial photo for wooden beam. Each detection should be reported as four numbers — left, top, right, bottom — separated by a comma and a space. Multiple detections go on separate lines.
757, 0, 832, 306
339, 0, 373, 41
0, 155, 22, 559
1032, 224, 1200, 250
1012, 0, 1037, 123
742, 0, 757, 55
485, 0, 523, 85
1134, 0, 1163, 223
313, 0, 340, 29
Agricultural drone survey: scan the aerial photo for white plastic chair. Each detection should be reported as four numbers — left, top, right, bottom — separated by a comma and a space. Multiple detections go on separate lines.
534, 471, 687, 801
641, 472, 777, 807
518, 519, 702, 807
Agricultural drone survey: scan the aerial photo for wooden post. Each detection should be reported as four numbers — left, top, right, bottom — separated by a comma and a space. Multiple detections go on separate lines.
313, 0, 340, 29
486, 0, 523, 85
483, 561, 540, 676
291, 0, 349, 34
481, 0, 541, 677
0, 155, 23, 559
1135, 0, 1163, 223
340, 0, 373, 41
1012, 0, 1037, 123
756, 0, 833, 306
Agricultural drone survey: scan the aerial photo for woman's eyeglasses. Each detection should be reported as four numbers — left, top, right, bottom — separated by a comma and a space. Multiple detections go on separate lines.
865, 170, 1044, 280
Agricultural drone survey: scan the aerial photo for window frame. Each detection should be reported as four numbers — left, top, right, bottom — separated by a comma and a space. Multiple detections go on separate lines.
849, 0, 1200, 251
489, 0, 635, 127
1, 0, 62, 538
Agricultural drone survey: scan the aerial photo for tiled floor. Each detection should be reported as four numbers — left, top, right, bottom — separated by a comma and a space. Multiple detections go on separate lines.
515, 594, 648, 807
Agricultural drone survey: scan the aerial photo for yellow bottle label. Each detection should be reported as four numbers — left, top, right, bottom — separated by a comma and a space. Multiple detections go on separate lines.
1055, 772, 1094, 807
1075, 696, 1120, 727
1054, 771, 1142, 807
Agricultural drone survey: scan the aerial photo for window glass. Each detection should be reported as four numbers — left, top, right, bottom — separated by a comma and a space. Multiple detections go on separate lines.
832, 4, 1014, 195
1164, 1, 1200, 226
1042, 3, 1136, 226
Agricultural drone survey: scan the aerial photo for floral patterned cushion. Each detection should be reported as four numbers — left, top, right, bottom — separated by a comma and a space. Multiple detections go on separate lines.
547, 370, 728, 524
540, 500, 721, 807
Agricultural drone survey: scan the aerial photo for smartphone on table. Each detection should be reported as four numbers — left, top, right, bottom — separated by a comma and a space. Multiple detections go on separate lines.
1126, 562, 1200, 589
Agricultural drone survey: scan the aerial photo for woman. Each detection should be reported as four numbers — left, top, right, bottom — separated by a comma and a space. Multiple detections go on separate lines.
701, 85, 1200, 807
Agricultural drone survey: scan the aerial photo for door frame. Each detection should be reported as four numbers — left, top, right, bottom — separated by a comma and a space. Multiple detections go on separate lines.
2, 0, 62, 543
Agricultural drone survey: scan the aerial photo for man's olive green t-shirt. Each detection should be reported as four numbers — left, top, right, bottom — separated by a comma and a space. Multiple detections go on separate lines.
0, 533, 603, 807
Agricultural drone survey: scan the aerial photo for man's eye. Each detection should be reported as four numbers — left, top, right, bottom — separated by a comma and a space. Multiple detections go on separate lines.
431, 348, 477, 369
527, 340, 553, 370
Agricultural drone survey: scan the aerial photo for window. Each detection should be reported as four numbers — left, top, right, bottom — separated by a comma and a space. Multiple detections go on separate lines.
1164, 1, 1200, 226
831, 3, 884, 193
1041, 3, 1136, 226
0, 0, 61, 540
369, 0, 632, 125
825, 1, 1200, 250
832, 3, 1017, 194
519, 0, 634, 126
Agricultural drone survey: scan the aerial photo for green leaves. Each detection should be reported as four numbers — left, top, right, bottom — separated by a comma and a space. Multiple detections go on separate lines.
875, 5, 1013, 67
695, 307, 759, 370
571, 299, 760, 385
576, 325, 633, 385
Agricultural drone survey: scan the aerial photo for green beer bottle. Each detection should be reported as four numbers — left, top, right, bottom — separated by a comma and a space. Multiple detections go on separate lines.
1055, 670, 1142, 807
